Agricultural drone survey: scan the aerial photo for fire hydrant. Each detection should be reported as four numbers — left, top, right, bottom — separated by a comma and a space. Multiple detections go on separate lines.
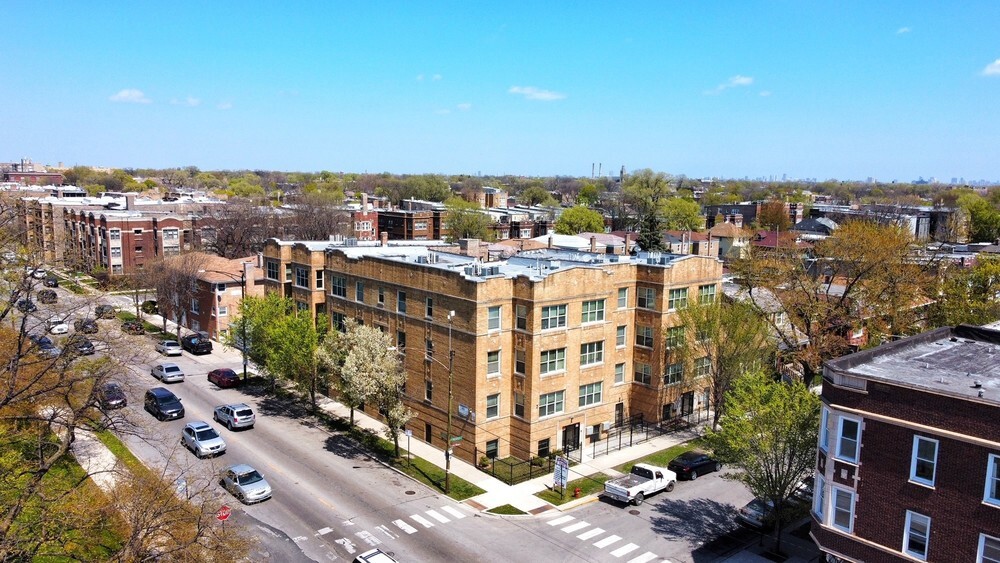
574, 487, 582, 498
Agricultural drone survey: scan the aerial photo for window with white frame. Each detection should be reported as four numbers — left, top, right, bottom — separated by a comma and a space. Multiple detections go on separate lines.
332, 276, 347, 298
540, 348, 565, 375
637, 287, 655, 309
836, 416, 861, 463
285, 264, 292, 282
413, 221, 428, 230
515, 350, 525, 374
356, 281, 364, 301
295, 267, 309, 288
665, 363, 683, 385
162, 228, 179, 241
820, 407, 830, 451
581, 299, 605, 323
636, 325, 654, 348
514, 391, 525, 418
109, 228, 121, 241
217, 306, 228, 317
979, 534, 1000, 563
813, 475, 825, 518
516, 305, 527, 330
487, 351, 500, 375
486, 394, 500, 419
616, 325, 627, 347
488, 306, 501, 331
694, 357, 711, 377
397, 291, 406, 313
266, 260, 279, 280
668, 288, 688, 310
634, 363, 652, 385
909, 436, 938, 487
615, 362, 625, 384
903, 511, 930, 560
541, 304, 567, 329
315, 270, 324, 290
579, 382, 602, 407
110, 247, 122, 258
698, 284, 717, 304
538, 391, 564, 417
191, 298, 200, 313
580, 341, 604, 366
617, 287, 628, 309
985, 454, 1000, 507
666, 326, 685, 348
831, 487, 855, 533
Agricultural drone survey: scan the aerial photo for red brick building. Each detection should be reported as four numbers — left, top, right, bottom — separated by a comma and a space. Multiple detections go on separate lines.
812, 324, 1000, 562
185, 254, 265, 340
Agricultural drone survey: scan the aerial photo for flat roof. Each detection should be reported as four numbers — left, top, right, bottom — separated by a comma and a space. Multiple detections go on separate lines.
825, 325, 1000, 404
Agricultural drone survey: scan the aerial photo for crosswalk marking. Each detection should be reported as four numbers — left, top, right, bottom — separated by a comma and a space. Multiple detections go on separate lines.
547, 515, 575, 527
410, 514, 435, 528
355, 530, 381, 546
334, 538, 356, 554
626, 552, 658, 563
441, 505, 467, 519
393, 519, 418, 534
610, 543, 640, 557
426, 509, 450, 523
561, 521, 590, 534
375, 524, 397, 539
577, 527, 605, 540
594, 535, 622, 548
316, 527, 333, 536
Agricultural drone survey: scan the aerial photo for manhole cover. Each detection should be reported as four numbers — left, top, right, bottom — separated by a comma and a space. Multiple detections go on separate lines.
405, 490, 416, 495
629, 509, 641, 516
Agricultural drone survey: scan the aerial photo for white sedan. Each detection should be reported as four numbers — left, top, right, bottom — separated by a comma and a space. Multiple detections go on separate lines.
47, 316, 70, 335
151, 362, 185, 383
155, 340, 183, 356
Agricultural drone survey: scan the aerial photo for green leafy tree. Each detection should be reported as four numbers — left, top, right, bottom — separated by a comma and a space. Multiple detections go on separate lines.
265, 308, 326, 410
225, 174, 266, 198
662, 197, 703, 231
444, 199, 493, 242
554, 206, 605, 235
932, 256, 1000, 326
518, 185, 558, 207
705, 370, 820, 555
227, 293, 295, 385
623, 169, 674, 252
576, 183, 603, 206
757, 201, 793, 231
675, 301, 776, 430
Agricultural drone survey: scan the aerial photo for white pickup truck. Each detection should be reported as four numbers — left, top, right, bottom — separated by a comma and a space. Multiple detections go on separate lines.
604, 463, 677, 506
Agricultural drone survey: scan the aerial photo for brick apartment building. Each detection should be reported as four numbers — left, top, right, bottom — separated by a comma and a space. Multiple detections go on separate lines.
263, 239, 724, 465
183, 254, 265, 340
812, 324, 1000, 562
703, 201, 806, 229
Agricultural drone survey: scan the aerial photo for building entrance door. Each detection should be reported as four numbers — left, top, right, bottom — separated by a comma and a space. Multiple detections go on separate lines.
615, 402, 624, 427
562, 423, 580, 453
681, 392, 695, 416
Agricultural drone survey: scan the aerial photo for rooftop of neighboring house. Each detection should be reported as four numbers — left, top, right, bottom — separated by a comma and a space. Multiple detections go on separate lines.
706, 222, 748, 238
825, 324, 1000, 404
752, 230, 814, 250
194, 254, 265, 284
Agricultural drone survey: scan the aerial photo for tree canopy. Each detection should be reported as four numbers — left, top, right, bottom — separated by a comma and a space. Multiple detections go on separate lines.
444, 199, 493, 242
554, 205, 605, 235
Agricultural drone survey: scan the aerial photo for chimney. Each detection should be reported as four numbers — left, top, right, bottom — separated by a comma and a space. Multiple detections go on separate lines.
257, 252, 263, 268
381, 231, 389, 246
125, 194, 136, 210
590, 235, 597, 253
548, 235, 553, 249
362, 192, 369, 211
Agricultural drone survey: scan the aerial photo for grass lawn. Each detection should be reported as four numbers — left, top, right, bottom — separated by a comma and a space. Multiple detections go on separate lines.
536, 473, 610, 505
93, 428, 149, 476
614, 439, 705, 474
487, 504, 526, 515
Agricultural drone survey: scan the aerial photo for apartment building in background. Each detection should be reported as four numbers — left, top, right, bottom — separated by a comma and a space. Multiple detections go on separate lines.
183, 254, 266, 340
812, 324, 1000, 562
262, 239, 723, 465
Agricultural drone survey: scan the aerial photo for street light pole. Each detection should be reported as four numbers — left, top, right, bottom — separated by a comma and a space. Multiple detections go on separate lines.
445, 310, 455, 495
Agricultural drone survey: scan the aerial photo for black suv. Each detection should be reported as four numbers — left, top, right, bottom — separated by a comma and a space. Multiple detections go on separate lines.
37, 289, 57, 304
144, 387, 184, 421
66, 335, 95, 356
16, 299, 36, 313
95, 305, 116, 319
74, 318, 98, 334
43, 276, 58, 288
181, 332, 213, 355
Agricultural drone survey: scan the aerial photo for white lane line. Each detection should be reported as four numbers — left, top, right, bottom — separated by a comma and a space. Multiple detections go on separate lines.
577, 527, 605, 540
426, 509, 451, 524
547, 515, 576, 527
393, 519, 418, 534
441, 505, 467, 519
355, 530, 381, 546
410, 514, 435, 528
594, 534, 622, 548
334, 537, 356, 554
376, 524, 397, 539
316, 527, 334, 536
610, 543, 640, 558
561, 521, 590, 534
293, 536, 308, 543
627, 552, 658, 563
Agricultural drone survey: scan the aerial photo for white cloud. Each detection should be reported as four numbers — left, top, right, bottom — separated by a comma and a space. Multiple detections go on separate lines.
508, 86, 566, 101
109, 89, 151, 104
457, 102, 472, 111
759, 90, 771, 97
170, 96, 201, 107
217, 102, 233, 110
982, 59, 1000, 76
897, 27, 911, 34
432, 74, 442, 81
704, 75, 754, 95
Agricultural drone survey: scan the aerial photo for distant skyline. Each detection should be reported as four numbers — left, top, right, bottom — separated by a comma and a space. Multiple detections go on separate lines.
2, 2, 999, 182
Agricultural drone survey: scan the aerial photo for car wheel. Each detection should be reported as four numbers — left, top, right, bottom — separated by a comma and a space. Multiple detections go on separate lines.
666, 481, 675, 492
715, 462, 722, 473
633, 492, 644, 506
227, 420, 233, 431
690, 470, 698, 480
237, 492, 245, 503
157, 412, 164, 421
213, 412, 219, 422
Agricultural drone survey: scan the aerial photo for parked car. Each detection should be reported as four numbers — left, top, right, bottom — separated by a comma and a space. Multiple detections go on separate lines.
48, 317, 70, 335
16, 299, 36, 313
604, 463, 677, 506
181, 332, 213, 355
155, 339, 183, 356
95, 305, 116, 319
66, 335, 96, 356
43, 276, 58, 288
151, 362, 185, 383
29, 333, 54, 347
30, 268, 47, 279
220, 464, 271, 504
667, 451, 722, 480
74, 318, 98, 334
144, 387, 184, 421
353, 549, 399, 563
208, 368, 240, 388
37, 289, 57, 304
122, 320, 145, 335
141, 300, 158, 314
99, 382, 127, 409
213, 403, 255, 430
180, 421, 227, 458
736, 497, 776, 530
790, 476, 815, 506
37, 341, 61, 358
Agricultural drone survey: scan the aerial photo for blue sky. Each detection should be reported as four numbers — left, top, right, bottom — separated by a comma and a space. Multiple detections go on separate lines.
2, 1, 999, 181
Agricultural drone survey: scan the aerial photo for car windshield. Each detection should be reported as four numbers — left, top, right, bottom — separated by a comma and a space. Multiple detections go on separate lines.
235, 409, 252, 417
196, 428, 219, 440
237, 470, 263, 485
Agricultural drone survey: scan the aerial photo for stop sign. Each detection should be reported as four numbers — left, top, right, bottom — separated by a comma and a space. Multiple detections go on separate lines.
217, 505, 232, 522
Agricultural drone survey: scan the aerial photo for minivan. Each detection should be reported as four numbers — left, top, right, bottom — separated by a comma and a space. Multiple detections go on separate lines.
144, 387, 185, 421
